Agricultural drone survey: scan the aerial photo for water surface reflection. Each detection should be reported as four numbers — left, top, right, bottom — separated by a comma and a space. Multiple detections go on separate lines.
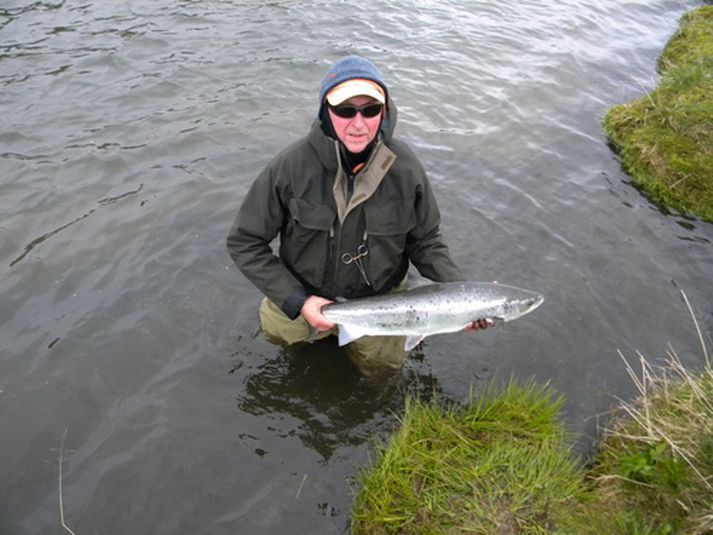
234, 337, 446, 462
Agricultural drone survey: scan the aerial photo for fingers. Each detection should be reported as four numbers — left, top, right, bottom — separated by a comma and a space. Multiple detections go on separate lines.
301, 295, 336, 331
474, 319, 490, 330
464, 318, 494, 332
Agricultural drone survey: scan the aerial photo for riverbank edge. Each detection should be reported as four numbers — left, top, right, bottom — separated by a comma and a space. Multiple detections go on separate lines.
603, 5, 713, 223
350, 353, 713, 534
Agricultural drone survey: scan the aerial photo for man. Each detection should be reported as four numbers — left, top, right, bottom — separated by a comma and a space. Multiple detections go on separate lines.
227, 56, 487, 372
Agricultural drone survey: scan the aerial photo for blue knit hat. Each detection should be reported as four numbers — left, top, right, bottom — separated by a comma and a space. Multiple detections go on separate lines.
318, 56, 388, 109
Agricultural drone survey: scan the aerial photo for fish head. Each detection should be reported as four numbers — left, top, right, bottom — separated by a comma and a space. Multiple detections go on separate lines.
493, 289, 544, 322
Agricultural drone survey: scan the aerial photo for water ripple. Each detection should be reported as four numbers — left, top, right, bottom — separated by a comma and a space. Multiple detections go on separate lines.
1, 1, 710, 534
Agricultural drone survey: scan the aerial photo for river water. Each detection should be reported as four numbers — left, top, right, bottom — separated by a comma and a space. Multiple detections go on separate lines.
1, 1, 711, 533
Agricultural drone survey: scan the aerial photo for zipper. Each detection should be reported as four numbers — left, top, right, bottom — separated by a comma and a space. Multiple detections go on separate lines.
331, 142, 372, 289
331, 223, 339, 292
332, 141, 343, 290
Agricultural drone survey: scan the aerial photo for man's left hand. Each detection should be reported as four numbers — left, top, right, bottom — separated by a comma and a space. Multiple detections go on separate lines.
464, 318, 494, 332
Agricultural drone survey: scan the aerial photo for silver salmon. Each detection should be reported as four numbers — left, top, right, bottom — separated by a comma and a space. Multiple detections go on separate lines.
322, 281, 544, 351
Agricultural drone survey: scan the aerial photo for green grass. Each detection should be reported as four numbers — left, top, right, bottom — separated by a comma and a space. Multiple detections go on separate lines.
351, 381, 584, 534
351, 355, 713, 534
604, 6, 713, 223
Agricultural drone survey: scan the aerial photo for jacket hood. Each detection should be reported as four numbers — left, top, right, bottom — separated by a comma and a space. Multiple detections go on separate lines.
315, 56, 397, 159
318, 56, 388, 108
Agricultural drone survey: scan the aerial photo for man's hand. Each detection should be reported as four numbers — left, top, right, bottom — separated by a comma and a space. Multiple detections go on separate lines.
464, 318, 494, 332
301, 295, 335, 331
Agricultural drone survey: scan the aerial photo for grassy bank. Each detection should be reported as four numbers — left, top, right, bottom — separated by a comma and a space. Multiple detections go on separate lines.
352, 356, 713, 534
351, 382, 584, 534
603, 6, 713, 223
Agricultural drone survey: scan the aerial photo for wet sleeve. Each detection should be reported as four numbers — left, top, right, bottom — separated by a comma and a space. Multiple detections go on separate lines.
226, 163, 308, 319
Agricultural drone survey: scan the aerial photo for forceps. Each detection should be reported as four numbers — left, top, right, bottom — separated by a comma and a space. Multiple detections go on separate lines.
341, 244, 370, 286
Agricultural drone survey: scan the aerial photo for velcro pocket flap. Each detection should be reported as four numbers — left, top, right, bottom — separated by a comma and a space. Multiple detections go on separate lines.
288, 198, 335, 231
365, 200, 416, 236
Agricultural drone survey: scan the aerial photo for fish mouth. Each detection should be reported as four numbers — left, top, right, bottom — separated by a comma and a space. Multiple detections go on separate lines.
526, 294, 545, 311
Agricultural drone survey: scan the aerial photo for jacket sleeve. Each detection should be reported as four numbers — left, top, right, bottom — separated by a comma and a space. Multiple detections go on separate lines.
226, 162, 309, 319
405, 167, 465, 283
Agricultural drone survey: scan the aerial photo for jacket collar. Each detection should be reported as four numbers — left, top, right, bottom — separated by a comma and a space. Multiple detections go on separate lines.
332, 141, 397, 224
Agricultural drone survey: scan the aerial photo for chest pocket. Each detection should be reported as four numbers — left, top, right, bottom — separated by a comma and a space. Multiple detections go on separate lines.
283, 198, 335, 288
364, 199, 416, 236
288, 198, 334, 230
364, 199, 416, 287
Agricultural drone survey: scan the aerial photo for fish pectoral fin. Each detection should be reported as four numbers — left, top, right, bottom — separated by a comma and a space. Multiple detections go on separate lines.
404, 335, 426, 351
336, 324, 368, 346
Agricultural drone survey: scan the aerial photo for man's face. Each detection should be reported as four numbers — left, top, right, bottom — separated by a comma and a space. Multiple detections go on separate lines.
327, 95, 383, 154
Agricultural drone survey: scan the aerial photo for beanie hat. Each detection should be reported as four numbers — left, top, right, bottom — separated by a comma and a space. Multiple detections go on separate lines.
318, 56, 388, 110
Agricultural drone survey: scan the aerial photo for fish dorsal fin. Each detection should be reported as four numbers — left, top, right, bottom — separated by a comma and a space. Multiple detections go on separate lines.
404, 335, 426, 351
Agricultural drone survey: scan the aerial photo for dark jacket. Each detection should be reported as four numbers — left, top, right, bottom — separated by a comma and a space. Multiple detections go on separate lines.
227, 96, 463, 319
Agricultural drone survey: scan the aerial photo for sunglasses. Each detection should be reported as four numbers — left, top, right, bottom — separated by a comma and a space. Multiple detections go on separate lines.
329, 102, 383, 119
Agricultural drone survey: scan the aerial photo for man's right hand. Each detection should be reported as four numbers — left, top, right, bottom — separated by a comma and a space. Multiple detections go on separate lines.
301, 295, 335, 331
